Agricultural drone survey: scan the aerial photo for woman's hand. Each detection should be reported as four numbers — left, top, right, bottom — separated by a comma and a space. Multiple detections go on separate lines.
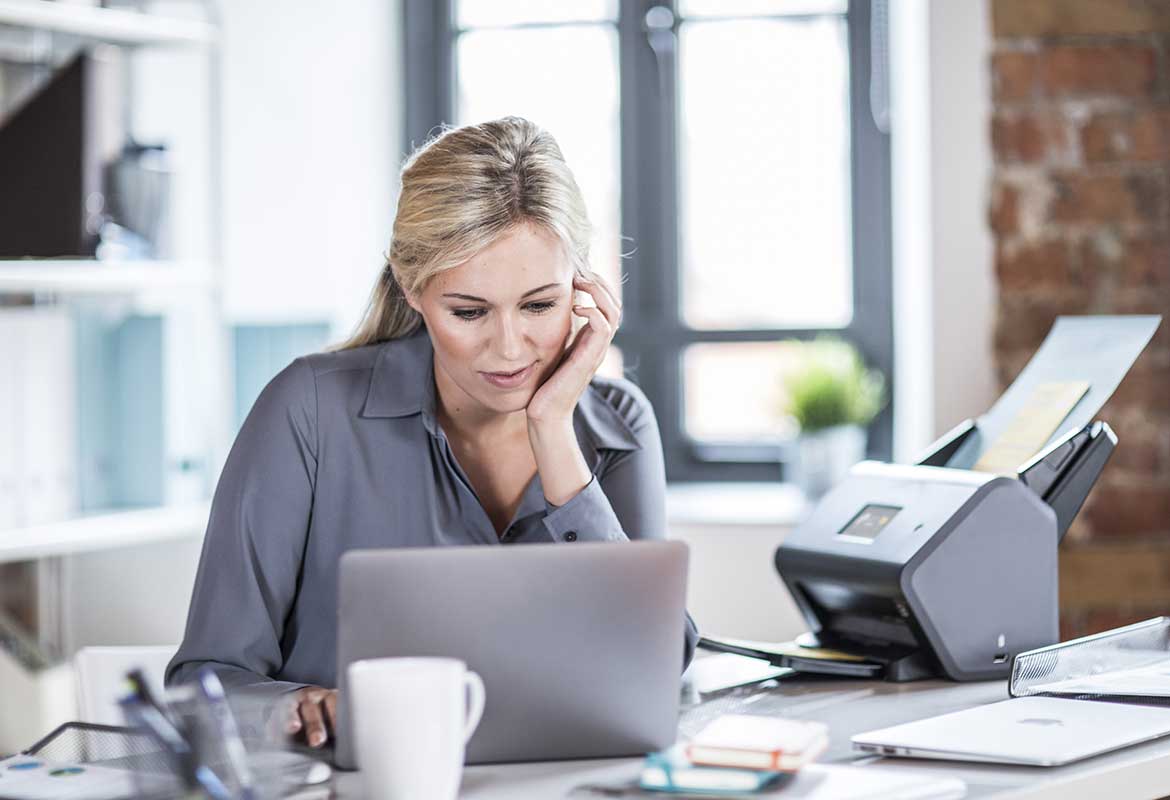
526, 276, 621, 426
526, 276, 621, 507
286, 686, 338, 748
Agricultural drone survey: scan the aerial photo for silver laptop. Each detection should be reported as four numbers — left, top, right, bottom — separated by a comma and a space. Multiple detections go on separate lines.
334, 540, 689, 768
853, 695, 1170, 766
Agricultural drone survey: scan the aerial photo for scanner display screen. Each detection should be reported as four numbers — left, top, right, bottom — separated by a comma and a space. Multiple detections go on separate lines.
838, 504, 901, 540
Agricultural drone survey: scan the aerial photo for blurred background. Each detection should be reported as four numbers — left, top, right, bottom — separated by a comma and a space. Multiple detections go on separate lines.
0, 0, 1167, 752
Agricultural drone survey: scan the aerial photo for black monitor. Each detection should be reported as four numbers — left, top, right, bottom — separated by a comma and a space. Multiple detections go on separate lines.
0, 49, 123, 258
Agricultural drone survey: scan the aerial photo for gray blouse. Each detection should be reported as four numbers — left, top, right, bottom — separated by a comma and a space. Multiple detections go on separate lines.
167, 326, 698, 698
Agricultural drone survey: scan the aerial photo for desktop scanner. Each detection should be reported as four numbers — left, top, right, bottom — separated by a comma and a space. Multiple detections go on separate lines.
774, 316, 1161, 682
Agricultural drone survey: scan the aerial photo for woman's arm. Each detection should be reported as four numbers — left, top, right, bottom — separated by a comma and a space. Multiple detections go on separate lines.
525, 276, 618, 507
166, 357, 318, 698
537, 380, 700, 669
524, 277, 697, 667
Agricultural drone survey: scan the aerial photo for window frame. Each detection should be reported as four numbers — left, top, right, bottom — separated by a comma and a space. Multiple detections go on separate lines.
402, 0, 893, 483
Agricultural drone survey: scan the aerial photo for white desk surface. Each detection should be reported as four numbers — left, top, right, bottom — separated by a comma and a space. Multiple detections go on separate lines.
328, 675, 1170, 799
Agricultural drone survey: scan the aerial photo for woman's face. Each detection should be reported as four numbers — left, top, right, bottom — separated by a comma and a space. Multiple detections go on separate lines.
405, 222, 576, 417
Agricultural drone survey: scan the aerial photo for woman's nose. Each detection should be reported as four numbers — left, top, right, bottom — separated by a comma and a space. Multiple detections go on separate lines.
494, 313, 526, 361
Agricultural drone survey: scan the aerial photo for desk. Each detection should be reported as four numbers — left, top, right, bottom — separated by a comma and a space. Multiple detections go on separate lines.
328, 676, 1170, 799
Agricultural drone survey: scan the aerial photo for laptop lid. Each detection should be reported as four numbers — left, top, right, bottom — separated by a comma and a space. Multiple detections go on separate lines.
853, 696, 1170, 766
334, 540, 689, 768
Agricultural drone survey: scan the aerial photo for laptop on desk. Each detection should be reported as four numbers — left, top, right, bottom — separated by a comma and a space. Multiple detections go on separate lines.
333, 540, 689, 769
853, 695, 1170, 766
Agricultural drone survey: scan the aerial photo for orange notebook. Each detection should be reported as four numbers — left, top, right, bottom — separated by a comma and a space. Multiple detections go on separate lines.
686, 714, 829, 772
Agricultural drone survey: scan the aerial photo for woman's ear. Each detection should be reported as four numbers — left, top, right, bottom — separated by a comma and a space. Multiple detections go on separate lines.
391, 265, 423, 314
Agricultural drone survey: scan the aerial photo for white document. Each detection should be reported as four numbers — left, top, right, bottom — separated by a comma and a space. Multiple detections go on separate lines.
0, 754, 158, 800
684, 653, 791, 694
1028, 659, 1170, 698
779, 763, 966, 799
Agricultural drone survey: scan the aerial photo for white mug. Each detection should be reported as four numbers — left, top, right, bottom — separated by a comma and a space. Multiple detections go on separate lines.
347, 657, 485, 800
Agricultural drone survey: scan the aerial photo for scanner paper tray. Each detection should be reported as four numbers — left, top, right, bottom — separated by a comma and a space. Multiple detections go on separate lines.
697, 635, 884, 678
1010, 617, 1170, 702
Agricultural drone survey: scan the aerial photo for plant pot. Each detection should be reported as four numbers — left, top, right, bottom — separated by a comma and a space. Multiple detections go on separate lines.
787, 424, 867, 500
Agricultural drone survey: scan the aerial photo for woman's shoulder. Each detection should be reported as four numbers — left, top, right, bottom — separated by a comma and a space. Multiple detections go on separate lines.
582, 373, 658, 443
254, 342, 387, 419
299, 341, 384, 380
588, 372, 652, 412
298, 331, 429, 384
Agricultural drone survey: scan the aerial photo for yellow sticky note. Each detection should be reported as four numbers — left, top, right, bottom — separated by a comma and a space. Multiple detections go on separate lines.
974, 381, 1091, 476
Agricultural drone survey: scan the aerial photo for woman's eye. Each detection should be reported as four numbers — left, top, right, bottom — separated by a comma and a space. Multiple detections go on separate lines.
452, 308, 486, 321
524, 301, 556, 314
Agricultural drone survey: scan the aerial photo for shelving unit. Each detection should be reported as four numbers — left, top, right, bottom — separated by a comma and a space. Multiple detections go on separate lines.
0, 1, 225, 549
0, 502, 210, 564
0, 259, 213, 294
0, 0, 216, 46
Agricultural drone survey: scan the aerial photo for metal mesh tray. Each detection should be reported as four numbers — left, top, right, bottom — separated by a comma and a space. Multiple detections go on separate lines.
21, 720, 331, 799
1010, 617, 1170, 700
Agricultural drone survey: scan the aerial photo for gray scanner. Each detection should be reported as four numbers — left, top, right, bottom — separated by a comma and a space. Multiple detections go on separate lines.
774, 316, 1161, 682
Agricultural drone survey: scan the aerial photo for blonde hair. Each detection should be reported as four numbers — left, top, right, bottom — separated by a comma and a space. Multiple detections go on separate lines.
336, 116, 601, 350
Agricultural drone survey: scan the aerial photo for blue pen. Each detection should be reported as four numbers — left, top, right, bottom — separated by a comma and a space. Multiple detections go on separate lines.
196, 668, 257, 800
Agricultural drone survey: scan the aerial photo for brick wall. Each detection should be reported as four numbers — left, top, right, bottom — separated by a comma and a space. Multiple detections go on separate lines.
990, 0, 1170, 638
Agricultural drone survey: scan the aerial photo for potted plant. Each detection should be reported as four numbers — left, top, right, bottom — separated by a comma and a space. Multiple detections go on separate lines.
781, 338, 886, 499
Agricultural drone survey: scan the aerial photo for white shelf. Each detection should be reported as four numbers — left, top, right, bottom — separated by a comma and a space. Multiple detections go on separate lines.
666, 482, 810, 528
0, 501, 209, 563
0, 0, 216, 47
0, 260, 214, 294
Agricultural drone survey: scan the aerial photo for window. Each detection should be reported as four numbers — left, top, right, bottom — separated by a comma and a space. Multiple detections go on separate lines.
404, 0, 892, 481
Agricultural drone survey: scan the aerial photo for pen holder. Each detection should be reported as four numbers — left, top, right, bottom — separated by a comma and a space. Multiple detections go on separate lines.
118, 679, 331, 800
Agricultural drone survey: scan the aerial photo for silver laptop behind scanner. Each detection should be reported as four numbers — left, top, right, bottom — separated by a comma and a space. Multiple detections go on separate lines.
334, 540, 689, 768
853, 695, 1170, 766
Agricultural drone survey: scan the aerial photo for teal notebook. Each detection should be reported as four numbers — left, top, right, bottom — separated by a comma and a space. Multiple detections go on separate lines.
639, 744, 787, 795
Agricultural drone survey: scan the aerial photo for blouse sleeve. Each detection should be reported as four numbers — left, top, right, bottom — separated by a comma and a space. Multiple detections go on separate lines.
165, 358, 318, 698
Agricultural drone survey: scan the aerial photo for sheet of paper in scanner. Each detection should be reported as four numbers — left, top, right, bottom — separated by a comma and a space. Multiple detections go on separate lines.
945, 315, 1161, 472
973, 380, 1090, 475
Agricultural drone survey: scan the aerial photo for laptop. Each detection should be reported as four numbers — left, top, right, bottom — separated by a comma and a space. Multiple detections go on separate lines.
333, 540, 689, 769
852, 695, 1170, 766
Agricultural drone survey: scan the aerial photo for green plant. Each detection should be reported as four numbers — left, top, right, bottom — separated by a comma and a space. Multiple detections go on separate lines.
782, 338, 886, 433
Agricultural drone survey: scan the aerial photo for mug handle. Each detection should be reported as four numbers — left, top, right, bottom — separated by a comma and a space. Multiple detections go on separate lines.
463, 671, 486, 743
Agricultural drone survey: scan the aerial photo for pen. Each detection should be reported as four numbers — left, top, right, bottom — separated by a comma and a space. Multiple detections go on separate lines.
197, 667, 257, 800
126, 668, 174, 724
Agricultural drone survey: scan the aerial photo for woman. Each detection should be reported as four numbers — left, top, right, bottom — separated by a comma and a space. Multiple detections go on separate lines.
166, 117, 698, 748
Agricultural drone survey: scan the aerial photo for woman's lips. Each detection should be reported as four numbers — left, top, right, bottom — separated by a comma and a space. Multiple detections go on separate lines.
480, 363, 535, 389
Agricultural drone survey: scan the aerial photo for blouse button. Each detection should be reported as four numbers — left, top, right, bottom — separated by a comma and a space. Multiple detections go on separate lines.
565, 531, 578, 542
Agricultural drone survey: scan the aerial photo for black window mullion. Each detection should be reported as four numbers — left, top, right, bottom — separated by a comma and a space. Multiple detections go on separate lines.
616, 0, 686, 480
844, 0, 894, 462
403, 0, 454, 151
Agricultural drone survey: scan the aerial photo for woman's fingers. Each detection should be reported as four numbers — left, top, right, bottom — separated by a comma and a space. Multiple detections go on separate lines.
286, 704, 303, 734
572, 305, 612, 353
574, 276, 622, 329
566, 306, 610, 375
298, 691, 329, 747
